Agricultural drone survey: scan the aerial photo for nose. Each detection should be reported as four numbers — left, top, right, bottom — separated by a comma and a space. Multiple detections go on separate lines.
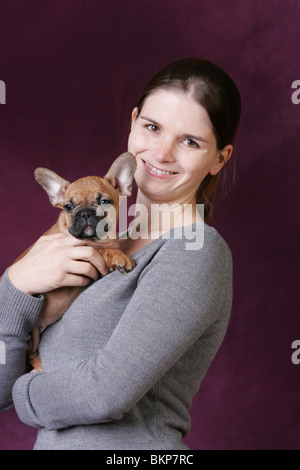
79, 209, 95, 223
152, 138, 175, 163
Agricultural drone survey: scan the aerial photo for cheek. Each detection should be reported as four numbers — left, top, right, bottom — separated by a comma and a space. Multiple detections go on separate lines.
184, 160, 206, 178
61, 212, 72, 230
187, 150, 218, 178
181, 161, 212, 191
127, 128, 139, 153
128, 127, 151, 154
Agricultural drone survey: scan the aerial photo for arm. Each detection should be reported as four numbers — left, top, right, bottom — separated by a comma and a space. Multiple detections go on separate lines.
0, 270, 43, 410
12, 235, 232, 430
0, 234, 108, 410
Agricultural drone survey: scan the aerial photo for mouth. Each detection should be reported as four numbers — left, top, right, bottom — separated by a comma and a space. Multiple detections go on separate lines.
69, 222, 110, 241
142, 159, 178, 178
69, 224, 98, 240
82, 226, 96, 238
68, 210, 110, 241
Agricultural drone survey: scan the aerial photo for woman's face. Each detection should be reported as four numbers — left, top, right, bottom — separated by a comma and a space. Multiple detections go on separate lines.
128, 89, 231, 206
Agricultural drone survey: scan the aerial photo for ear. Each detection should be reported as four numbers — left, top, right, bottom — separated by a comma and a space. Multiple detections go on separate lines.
209, 145, 233, 176
34, 168, 70, 207
130, 107, 138, 130
105, 152, 137, 196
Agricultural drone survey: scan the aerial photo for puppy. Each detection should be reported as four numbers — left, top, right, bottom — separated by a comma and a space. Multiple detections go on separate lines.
12, 152, 136, 371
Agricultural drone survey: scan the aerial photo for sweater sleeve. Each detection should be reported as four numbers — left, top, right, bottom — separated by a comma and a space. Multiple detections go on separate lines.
12, 234, 232, 430
0, 270, 44, 410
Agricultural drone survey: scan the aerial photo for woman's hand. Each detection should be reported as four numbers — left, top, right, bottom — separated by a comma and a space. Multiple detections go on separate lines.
8, 233, 108, 295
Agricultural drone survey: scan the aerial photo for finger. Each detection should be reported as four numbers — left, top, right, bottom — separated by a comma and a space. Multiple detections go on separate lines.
57, 233, 105, 248
38, 233, 66, 242
56, 233, 119, 249
69, 247, 108, 276
84, 239, 120, 249
39, 233, 85, 246
61, 273, 94, 288
69, 260, 100, 281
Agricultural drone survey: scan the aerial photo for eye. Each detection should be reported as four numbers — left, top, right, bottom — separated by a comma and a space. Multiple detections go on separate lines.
146, 124, 159, 133
100, 199, 112, 209
183, 138, 199, 148
63, 203, 73, 213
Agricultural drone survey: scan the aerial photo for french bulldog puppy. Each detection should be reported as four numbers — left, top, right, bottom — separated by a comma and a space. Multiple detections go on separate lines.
12, 152, 136, 371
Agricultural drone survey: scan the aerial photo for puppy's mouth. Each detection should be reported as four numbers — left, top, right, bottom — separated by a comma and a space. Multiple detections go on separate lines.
82, 225, 98, 239
68, 209, 110, 240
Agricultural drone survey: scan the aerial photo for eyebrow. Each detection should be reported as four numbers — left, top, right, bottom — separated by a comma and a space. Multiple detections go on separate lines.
140, 115, 209, 144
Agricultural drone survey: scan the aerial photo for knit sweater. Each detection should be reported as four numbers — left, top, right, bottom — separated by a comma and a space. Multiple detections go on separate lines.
0, 223, 232, 450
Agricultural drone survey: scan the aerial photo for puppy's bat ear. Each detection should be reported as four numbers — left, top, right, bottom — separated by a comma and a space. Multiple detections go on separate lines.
34, 168, 70, 208
105, 152, 137, 196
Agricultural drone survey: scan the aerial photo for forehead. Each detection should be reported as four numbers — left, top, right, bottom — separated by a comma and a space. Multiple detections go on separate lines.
141, 89, 214, 136
65, 176, 119, 203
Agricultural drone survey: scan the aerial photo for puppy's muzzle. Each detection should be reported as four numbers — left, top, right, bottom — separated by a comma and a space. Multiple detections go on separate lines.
69, 208, 109, 240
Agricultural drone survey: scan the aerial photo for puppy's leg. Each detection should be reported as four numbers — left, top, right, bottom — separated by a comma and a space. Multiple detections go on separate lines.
29, 355, 43, 372
27, 326, 43, 371
27, 286, 84, 371
98, 248, 135, 274
27, 326, 40, 356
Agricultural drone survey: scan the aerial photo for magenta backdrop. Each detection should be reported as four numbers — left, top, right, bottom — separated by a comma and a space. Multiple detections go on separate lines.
0, 0, 299, 450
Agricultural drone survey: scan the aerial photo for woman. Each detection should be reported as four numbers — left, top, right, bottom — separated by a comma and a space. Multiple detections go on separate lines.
0, 57, 241, 450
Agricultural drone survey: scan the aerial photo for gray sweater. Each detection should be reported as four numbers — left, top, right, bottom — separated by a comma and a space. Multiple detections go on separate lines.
0, 223, 232, 450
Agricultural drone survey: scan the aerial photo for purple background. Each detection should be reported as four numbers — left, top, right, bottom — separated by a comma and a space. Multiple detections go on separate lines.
0, 0, 299, 450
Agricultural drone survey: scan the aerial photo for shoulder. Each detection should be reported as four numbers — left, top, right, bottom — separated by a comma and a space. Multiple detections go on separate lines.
138, 222, 233, 299
158, 223, 232, 272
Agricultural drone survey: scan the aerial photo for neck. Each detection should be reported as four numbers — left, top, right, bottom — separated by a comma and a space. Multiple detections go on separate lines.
128, 190, 203, 240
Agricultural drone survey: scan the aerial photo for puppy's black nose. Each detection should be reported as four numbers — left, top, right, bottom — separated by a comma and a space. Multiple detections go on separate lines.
79, 209, 95, 222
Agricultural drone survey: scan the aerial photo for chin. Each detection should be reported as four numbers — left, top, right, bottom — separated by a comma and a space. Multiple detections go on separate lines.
140, 187, 175, 205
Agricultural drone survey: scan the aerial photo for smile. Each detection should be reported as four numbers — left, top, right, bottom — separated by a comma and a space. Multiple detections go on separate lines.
143, 160, 177, 177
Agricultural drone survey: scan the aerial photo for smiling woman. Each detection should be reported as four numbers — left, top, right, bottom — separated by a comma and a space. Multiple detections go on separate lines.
0, 57, 242, 451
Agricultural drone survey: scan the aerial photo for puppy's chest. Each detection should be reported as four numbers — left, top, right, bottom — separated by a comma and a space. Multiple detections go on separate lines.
39, 269, 139, 369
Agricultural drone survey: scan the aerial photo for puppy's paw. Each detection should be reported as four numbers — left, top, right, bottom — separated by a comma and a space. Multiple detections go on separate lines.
109, 253, 136, 274
102, 249, 135, 274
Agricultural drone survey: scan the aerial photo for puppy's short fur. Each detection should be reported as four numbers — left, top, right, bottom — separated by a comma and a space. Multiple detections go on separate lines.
11, 152, 136, 371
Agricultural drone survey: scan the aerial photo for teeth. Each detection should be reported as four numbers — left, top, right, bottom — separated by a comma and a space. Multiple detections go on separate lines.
145, 161, 174, 175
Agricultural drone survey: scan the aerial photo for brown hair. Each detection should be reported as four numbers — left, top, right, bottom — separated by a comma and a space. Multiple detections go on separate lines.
135, 57, 241, 223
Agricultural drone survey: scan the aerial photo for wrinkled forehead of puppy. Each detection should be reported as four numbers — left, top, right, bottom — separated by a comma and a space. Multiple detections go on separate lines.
65, 176, 119, 206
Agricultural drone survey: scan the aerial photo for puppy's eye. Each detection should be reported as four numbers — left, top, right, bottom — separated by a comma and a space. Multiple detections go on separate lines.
100, 199, 112, 209
63, 203, 73, 213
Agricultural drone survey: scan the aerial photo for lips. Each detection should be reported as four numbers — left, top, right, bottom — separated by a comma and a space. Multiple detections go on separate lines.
69, 222, 98, 240
69, 209, 108, 240
142, 159, 178, 178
